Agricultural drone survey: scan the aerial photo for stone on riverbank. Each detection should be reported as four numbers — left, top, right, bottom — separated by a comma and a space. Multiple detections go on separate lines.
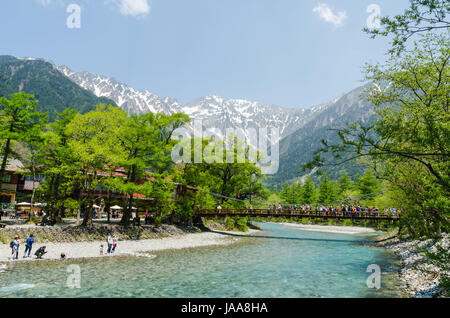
376, 233, 449, 298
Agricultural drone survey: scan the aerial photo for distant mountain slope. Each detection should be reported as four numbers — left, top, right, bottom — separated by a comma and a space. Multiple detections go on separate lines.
0, 55, 116, 120
266, 86, 375, 188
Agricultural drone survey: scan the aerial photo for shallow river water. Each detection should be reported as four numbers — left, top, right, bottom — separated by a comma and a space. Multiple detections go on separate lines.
0, 223, 405, 297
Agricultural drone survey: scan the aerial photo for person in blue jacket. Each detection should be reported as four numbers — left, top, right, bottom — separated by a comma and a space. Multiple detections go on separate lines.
24, 233, 35, 258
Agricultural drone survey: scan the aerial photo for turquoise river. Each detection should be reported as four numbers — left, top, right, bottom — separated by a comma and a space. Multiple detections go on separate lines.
0, 223, 406, 297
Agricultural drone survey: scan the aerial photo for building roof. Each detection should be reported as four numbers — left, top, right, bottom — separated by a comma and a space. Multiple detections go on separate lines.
5, 159, 26, 173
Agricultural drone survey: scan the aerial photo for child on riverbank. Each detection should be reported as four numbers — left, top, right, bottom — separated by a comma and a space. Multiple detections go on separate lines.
100, 244, 104, 256
111, 236, 118, 253
10, 236, 19, 260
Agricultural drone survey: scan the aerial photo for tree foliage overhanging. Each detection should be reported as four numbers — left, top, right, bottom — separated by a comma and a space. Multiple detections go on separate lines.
305, 1, 450, 238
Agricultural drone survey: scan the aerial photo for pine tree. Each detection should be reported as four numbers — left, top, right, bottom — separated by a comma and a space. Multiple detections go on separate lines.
302, 176, 316, 204
357, 169, 381, 197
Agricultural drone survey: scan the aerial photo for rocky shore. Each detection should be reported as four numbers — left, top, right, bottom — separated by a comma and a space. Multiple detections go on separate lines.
376, 233, 449, 298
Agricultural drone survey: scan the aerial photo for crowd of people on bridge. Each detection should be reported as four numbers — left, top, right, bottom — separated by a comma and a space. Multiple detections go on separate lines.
233, 204, 399, 216
199, 204, 400, 217
269, 205, 398, 216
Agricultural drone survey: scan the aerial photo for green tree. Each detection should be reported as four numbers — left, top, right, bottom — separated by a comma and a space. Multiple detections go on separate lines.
337, 171, 353, 195
279, 182, 294, 204
302, 176, 317, 204
318, 175, 338, 204
305, 34, 449, 237
364, 0, 450, 54
0, 92, 47, 189
116, 112, 189, 226
357, 169, 381, 197
65, 105, 127, 226
38, 109, 79, 222
174, 136, 266, 213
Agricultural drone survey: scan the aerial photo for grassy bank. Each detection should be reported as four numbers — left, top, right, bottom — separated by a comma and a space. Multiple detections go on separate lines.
204, 217, 259, 232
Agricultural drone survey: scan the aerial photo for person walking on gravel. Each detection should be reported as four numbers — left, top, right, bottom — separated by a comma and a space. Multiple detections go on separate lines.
107, 234, 114, 254
23, 233, 35, 258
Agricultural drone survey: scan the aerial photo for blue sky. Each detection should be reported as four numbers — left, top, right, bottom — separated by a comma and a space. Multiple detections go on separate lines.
1, 0, 409, 108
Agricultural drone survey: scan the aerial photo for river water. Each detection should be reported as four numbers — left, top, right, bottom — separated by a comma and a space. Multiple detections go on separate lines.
0, 223, 405, 297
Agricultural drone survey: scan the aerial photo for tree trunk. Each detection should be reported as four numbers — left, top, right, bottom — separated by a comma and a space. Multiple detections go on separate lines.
121, 193, 133, 227
29, 151, 37, 222
81, 175, 95, 227
106, 189, 111, 223
81, 190, 94, 227
0, 138, 11, 191
120, 164, 136, 227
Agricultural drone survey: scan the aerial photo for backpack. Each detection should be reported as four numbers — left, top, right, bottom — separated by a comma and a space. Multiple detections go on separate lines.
10, 241, 14, 248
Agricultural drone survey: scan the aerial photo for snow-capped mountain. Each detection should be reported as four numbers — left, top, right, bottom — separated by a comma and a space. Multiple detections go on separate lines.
57, 65, 329, 143
58, 65, 180, 115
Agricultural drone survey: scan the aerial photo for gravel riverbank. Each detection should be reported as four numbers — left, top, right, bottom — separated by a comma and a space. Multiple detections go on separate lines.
375, 233, 449, 298
0, 223, 259, 264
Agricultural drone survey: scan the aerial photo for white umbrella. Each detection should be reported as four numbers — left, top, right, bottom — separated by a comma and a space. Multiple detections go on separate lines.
110, 205, 122, 210
92, 204, 101, 209
16, 202, 31, 206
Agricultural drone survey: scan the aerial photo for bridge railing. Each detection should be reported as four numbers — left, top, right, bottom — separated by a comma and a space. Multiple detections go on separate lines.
195, 208, 400, 219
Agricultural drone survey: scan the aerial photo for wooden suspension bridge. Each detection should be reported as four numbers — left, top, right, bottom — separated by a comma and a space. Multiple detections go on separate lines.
195, 208, 401, 222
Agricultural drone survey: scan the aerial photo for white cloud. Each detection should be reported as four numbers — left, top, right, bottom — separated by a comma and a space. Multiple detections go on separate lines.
313, 3, 347, 27
37, 0, 151, 18
114, 0, 151, 17
36, 0, 52, 5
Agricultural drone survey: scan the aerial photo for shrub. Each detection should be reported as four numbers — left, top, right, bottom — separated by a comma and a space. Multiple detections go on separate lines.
342, 219, 353, 227
224, 217, 235, 230
235, 217, 249, 232
327, 219, 337, 225
154, 216, 163, 227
